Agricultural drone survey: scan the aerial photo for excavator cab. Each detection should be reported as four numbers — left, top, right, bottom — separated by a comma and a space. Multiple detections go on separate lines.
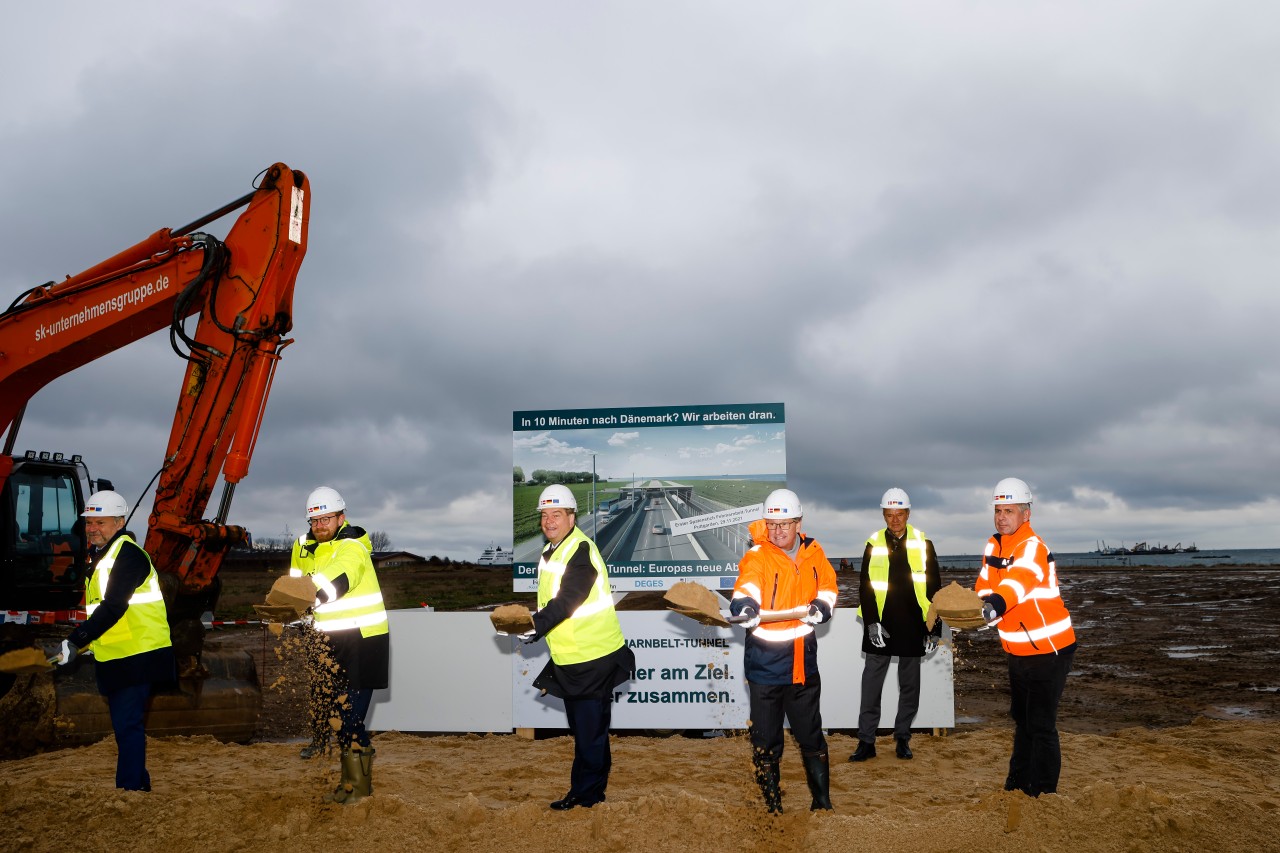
0, 451, 95, 611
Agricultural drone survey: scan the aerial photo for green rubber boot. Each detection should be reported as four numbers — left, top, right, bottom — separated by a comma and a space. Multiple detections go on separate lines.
330, 746, 375, 804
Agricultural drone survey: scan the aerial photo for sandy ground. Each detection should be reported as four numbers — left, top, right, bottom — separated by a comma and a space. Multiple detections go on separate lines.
3, 567, 1279, 852
3, 721, 1278, 852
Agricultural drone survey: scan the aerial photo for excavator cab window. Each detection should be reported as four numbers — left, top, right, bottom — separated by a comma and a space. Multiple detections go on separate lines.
1, 462, 87, 607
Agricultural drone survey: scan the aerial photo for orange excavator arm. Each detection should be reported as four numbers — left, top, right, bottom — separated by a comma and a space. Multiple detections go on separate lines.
0, 163, 310, 608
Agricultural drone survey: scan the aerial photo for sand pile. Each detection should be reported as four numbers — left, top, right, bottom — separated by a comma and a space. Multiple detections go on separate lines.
663, 581, 729, 627
927, 582, 988, 630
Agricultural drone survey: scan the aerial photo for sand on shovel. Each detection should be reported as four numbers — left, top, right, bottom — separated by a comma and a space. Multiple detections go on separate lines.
925, 581, 989, 630
489, 604, 535, 635
663, 581, 729, 627
253, 575, 318, 626
0, 647, 54, 674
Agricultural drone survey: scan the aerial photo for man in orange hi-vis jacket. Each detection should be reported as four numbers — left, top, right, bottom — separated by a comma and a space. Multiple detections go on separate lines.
975, 477, 1077, 798
730, 489, 839, 814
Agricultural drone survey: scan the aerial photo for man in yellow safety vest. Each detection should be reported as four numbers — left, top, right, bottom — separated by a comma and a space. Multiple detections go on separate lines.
55, 490, 175, 791
850, 488, 941, 763
525, 484, 635, 810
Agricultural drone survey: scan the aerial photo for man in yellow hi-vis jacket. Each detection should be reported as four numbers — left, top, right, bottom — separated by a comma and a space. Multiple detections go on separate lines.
292, 485, 389, 804
57, 490, 175, 791
526, 484, 635, 811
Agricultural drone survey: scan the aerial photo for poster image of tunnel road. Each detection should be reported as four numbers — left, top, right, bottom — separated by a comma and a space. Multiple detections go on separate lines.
512, 403, 785, 591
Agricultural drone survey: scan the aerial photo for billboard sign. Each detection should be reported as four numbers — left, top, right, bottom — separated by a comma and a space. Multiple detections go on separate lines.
512, 402, 785, 592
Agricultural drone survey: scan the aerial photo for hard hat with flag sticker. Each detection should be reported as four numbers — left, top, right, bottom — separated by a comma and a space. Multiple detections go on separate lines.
306, 486, 346, 518
82, 490, 129, 517
992, 477, 1033, 505
880, 488, 911, 509
763, 488, 802, 519
538, 484, 577, 511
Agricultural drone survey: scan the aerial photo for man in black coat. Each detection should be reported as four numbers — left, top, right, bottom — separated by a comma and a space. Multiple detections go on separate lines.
850, 488, 941, 762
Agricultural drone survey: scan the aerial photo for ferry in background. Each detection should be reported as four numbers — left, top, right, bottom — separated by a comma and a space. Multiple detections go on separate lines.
1096, 540, 1199, 556
477, 543, 514, 565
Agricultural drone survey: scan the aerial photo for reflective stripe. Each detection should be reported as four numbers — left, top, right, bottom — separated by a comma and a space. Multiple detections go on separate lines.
316, 591, 385, 615
999, 615, 1074, 645
869, 580, 889, 592
815, 589, 838, 606
752, 623, 815, 642
736, 582, 763, 601
315, 611, 390, 632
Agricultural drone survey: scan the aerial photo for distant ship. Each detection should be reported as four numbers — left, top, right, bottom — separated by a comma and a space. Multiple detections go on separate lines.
1094, 540, 1199, 556
477, 544, 514, 566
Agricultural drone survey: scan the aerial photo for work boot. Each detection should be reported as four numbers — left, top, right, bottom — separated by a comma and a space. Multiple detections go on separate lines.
299, 737, 328, 760
801, 751, 833, 811
753, 756, 783, 815
848, 740, 876, 762
329, 746, 375, 804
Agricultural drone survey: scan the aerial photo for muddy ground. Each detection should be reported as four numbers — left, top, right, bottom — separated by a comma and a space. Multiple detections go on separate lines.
3, 566, 1278, 853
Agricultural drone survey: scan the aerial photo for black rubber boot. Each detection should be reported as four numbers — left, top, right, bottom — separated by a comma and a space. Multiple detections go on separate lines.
801, 751, 833, 811
299, 737, 329, 759
753, 756, 783, 815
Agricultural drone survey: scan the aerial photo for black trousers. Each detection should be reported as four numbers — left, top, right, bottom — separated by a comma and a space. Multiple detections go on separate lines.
564, 696, 613, 802
748, 679, 827, 762
857, 653, 921, 742
1006, 644, 1076, 796
106, 681, 152, 791
337, 687, 374, 749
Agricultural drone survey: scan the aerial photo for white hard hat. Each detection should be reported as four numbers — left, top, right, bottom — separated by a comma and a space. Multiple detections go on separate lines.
880, 488, 911, 509
992, 477, 1033, 506
538, 484, 577, 512
763, 488, 803, 520
306, 486, 346, 518
82, 490, 129, 517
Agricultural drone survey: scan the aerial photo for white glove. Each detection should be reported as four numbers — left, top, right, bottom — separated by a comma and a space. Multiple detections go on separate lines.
517, 630, 539, 644
868, 623, 889, 649
802, 603, 824, 625
54, 640, 78, 666
736, 607, 761, 629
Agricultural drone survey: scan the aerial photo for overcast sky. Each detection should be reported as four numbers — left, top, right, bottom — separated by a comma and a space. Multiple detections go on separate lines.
3, 2, 1277, 560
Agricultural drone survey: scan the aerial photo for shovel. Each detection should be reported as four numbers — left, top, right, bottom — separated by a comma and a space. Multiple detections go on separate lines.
0, 647, 59, 675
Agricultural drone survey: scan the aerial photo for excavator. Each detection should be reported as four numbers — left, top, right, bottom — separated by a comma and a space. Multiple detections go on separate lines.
0, 162, 310, 756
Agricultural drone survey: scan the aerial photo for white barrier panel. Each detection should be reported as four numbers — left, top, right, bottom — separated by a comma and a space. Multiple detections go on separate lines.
366, 611, 514, 732
366, 608, 955, 733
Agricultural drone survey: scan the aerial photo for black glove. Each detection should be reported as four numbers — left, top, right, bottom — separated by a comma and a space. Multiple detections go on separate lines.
981, 594, 1006, 624
517, 629, 540, 644
923, 635, 938, 654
